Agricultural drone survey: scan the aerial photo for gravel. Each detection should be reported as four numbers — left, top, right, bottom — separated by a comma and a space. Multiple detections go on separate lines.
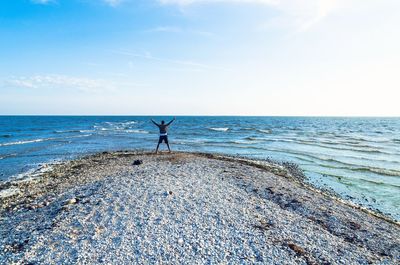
0, 151, 399, 264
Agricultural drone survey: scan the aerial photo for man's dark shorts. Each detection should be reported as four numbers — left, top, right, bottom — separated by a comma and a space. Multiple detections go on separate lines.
158, 135, 168, 144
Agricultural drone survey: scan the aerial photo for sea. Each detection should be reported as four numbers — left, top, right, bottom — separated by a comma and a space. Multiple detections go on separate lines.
0, 116, 399, 220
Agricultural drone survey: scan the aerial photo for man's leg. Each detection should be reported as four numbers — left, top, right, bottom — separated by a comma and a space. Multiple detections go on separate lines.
155, 137, 161, 153
166, 142, 171, 152
165, 136, 171, 152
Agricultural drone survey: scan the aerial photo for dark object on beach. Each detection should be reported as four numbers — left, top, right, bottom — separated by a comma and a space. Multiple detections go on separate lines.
133, 160, 143, 166
169, 191, 173, 195
287, 243, 305, 255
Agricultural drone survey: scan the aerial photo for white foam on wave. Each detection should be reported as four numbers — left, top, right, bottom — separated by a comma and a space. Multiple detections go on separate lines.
230, 139, 258, 145
209, 127, 229, 132
79, 130, 94, 133
126, 129, 149, 134
72, 134, 92, 138
94, 120, 139, 133
0, 134, 92, 147
9, 160, 61, 184
258, 129, 272, 134
123, 121, 137, 125
0, 138, 50, 147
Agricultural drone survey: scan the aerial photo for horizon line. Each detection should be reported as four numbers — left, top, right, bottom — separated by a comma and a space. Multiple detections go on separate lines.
1, 114, 399, 118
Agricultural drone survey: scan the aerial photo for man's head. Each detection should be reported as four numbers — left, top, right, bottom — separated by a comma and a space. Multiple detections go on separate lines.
161, 120, 165, 125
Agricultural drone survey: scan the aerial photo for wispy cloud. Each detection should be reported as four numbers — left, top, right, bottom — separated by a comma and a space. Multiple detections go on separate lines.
275, 0, 339, 32
158, 0, 340, 32
159, 0, 279, 5
103, 0, 124, 7
2, 75, 117, 93
145, 26, 183, 33
144, 26, 216, 37
111, 50, 230, 71
31, 0, 55, 4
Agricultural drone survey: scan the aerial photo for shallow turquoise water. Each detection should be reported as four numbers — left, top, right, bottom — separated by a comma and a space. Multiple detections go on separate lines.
0, 116, 399, 220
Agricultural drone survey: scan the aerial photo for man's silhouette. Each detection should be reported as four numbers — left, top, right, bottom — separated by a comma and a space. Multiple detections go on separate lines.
151, 117, 175, 153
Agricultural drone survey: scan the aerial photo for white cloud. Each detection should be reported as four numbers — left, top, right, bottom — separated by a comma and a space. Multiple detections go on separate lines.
31, 0, 55, 4
2, 75, 116, 93
275, 0, 339, 32
111, 50, 230, 71
159, 0, 279, 5
144, 26, 216, 37
145, 26, 183, 33
103, 0, 124, 7
159, 0, 341, 31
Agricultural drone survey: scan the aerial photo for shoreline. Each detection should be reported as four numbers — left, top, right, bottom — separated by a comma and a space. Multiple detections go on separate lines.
1, 151, 399, 263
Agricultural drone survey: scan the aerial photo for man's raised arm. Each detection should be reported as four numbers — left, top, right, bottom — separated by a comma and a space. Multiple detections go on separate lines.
151, 119, 159, 126
166, 117, 176, 126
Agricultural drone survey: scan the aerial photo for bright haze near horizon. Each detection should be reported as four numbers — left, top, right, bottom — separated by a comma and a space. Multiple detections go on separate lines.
0, 0, 399, 116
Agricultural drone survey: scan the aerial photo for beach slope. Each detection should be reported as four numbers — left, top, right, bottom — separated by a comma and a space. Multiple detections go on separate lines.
1, 152, 399, 264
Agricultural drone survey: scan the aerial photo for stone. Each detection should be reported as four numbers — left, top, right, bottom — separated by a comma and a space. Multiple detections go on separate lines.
133, 160, 143, 166
65, 198, 78, 205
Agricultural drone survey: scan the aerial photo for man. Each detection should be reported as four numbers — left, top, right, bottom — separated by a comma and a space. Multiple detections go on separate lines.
151, 117, 175, 153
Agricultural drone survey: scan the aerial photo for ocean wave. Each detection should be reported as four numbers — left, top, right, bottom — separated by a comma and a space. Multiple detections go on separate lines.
228, 139, 259, 145
95, 127, 148, 134
344, 136, 391, 144
123, 121, 137, 125
54, 130, 81, 134
244, 136, 260, 141
104, 120, 137, 127
174, 139, 207, 145
0, 138, 51, 147
0, 134, 91, 147
357, 178, 400, 189
351, 167, 400, 177
0, 153, 17, 160
312, 161, 400, 178
296, 140, 392, 155
209, 128, 229, 132
126, 129, 149, 134
263, 147, 400, 170
317, 171, 400, 188
257, 129, 272, 134
267, 138, 294, 143
54, 129, 94, 134
9, 161, 61, 183
71, 134, 92, 138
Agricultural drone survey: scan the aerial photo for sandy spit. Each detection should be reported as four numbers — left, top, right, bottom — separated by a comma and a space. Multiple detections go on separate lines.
0, 151, 399, 264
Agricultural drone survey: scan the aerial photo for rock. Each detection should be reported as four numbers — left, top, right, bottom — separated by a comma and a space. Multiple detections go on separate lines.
287, 243, 306, 256
65, 198, 78, 205
349, 221, 361, 230
133, 160, 143, 166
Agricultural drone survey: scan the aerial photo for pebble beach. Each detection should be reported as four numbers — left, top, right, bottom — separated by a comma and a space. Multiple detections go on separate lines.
0, 151, 399, 264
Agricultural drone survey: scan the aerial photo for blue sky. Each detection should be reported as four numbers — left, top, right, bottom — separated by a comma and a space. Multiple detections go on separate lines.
0, 0, 399, 115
